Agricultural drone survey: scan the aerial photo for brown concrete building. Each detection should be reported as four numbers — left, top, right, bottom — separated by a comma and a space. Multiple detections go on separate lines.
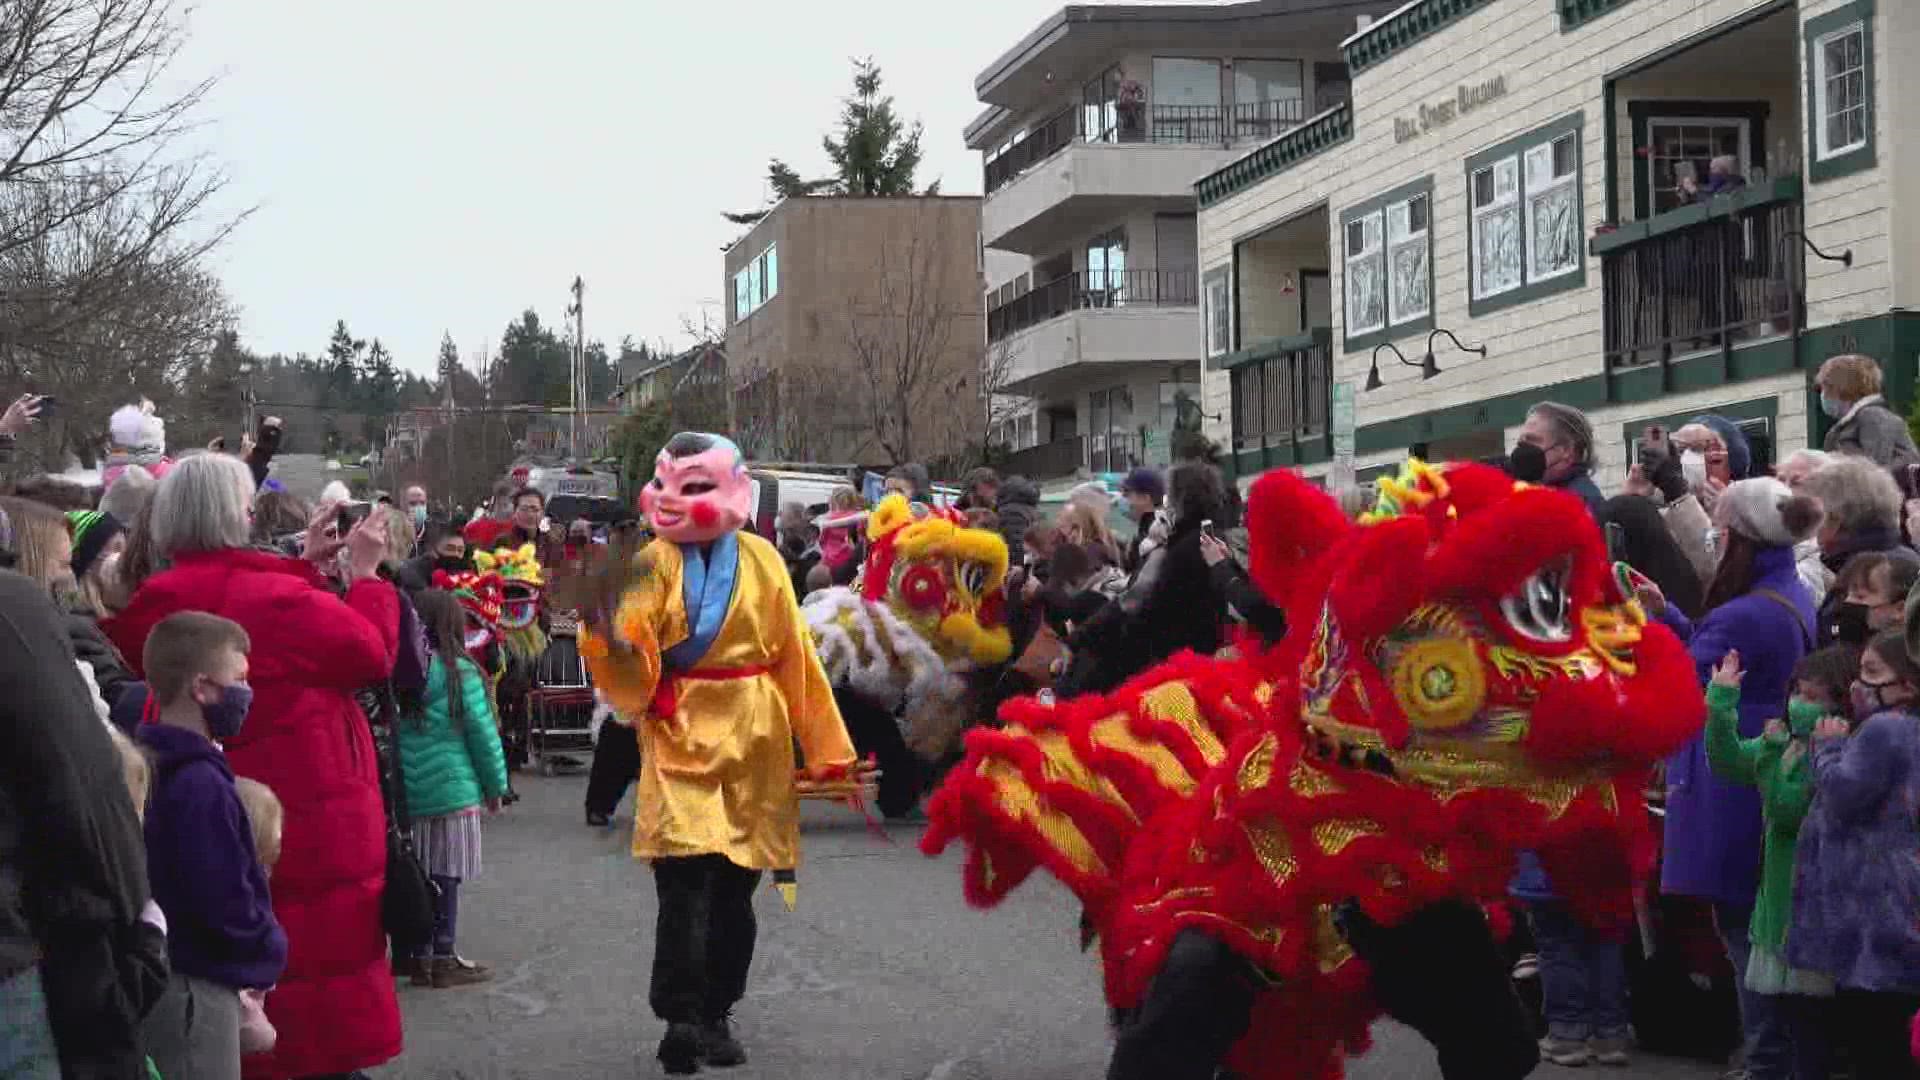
722, 195, 986, 466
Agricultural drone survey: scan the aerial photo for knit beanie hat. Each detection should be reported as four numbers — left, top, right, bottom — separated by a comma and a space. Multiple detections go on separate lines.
67, 510, 123, 578
1120, 466, 1165, 501
1689, 413, 1753, 479
1719, 477, 1820, 548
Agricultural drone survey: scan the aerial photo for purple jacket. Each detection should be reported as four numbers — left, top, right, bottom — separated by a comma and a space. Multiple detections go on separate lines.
1787, 708, 1920, 991
137, 722, 288, 989
1659, 545, 1814, 905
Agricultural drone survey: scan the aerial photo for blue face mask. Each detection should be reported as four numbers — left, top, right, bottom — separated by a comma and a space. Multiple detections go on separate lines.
1820, 393, 1846, 419
410, 505, 428, 528
203, 682, 254, 740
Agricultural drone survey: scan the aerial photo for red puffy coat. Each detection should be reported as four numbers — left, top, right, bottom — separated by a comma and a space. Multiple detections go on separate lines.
106, 548, 401, 1078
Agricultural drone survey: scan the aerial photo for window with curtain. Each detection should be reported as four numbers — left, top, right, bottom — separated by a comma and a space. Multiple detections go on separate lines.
1151, 58, 1222, 142
1470, 157, 1522, 300
1205, 273, 1230, 356
1386, 193, 1430, 325
1467, 115, 1584, 311
1343, 213, 1385, 336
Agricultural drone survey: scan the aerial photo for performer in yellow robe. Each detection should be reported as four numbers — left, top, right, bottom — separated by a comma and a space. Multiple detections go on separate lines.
580, 431, 855, 1075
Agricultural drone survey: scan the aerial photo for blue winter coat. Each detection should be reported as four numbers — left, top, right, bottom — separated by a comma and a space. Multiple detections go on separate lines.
137, 723, 288, 989
1659, 544, 1814, 905
397, 656, 509, 820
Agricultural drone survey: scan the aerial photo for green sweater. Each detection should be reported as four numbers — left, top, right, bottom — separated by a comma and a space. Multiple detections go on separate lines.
398, 656, 510, 820
1702, 683, 1814, 953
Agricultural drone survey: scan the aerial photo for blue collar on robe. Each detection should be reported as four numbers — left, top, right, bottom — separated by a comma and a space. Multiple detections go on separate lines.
662, 532, 740, 671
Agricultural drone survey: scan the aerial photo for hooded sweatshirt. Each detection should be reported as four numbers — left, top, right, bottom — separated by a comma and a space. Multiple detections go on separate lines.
137, 722, 287, 990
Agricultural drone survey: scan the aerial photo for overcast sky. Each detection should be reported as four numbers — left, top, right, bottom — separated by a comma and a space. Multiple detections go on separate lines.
173, 0, 1111, 376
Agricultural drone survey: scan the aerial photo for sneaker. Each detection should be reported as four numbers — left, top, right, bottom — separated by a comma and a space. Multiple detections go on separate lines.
428, 955, 493, 988
1539, 1036, 1592, 1067
1589, 1035, 1631, 1067
699, 1014, 746, 1068
658, 1022, 702, 1075
1512, 953, 1540, 980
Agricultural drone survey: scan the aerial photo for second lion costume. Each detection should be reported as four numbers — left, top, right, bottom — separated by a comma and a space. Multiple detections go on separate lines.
580, 432, 856, 1075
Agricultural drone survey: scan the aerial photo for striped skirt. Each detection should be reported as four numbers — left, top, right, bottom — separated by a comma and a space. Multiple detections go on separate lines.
411, 808, 484, 881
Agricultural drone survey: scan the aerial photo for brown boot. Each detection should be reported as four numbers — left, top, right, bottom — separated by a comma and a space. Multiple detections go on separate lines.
391, 955, 428, 984
428, 955, 493, 988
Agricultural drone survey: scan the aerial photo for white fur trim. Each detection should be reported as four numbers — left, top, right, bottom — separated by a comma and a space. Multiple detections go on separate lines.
802, 588, 956, 709
109, 403, 165, 453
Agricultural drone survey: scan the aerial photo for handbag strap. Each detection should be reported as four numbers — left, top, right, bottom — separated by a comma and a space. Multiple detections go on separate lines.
1751, 588, 1815, 653
375, 682, 416, 837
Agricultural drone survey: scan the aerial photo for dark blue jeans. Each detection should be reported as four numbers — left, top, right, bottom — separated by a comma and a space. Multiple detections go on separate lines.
414, 875, 460, 959
1715, 901, 1793, 1077
1528, 899, 1629, 1042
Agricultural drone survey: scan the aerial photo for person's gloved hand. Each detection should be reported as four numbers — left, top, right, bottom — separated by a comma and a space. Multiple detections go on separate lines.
1638, 431, 1689, 504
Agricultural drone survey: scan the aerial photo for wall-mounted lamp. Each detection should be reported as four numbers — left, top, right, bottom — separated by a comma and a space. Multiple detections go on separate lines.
1425, 327, 1487, 373
1783, 230, 1854, 267
1365, 342, 1433, 391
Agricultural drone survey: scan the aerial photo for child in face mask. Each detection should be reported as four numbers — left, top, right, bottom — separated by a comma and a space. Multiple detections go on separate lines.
134, 612, 287, 1080
1706, 644, 1857, 1078
1788, 630, 1920, 1079
1833, 552, 1920, 646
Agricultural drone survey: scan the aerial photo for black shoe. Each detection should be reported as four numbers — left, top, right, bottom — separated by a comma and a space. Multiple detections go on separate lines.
659, 1022, 702, 1074
586, 810, 611, 827
699, 1015, 746, 1068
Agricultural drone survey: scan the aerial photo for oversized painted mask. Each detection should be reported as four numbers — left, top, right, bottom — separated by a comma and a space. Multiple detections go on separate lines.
639, 432, 752, 544
475, 543, 545, 630
860, 494, 1013, 666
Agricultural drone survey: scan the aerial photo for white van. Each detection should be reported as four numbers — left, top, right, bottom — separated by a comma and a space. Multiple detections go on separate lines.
747, 470, 850, 538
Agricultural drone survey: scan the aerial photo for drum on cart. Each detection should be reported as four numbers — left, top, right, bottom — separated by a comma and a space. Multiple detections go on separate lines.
525, 614, 596, 774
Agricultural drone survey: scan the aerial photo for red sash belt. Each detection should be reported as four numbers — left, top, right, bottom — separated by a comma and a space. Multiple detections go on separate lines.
649, 664, 772, 718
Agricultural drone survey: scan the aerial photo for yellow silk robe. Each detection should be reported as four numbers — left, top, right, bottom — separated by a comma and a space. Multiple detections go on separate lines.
582, 530, 854, 870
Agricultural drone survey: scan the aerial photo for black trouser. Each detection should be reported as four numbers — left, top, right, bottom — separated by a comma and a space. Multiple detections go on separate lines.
1107, 902, 1538, 1080
650, 854, 762, 1025
1835, 988, 1920, 1080
585, 722, 640, 817
833, 686, 920, 819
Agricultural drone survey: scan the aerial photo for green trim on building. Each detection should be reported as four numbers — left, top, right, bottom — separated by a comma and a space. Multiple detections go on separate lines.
1805, 0, 1876, 184
1195, 104, 1352, 209
1559, 0, 1640, 31
1591, 175, 1803, 256
1219, 327, 1332, 372
1339, 177, 1436, 354
1323, 312, 1920, 464
1619, 396, 1778, 467
1342, 0, 1497, 74
1464, 112, 1587, 318
1626, 101, 1771, 221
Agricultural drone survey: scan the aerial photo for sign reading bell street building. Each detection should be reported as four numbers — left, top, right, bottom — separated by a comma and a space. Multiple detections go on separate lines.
1393, 75, 1510, 143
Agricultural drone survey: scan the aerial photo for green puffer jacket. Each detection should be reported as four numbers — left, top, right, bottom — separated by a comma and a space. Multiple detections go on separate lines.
398, 656, 509, 819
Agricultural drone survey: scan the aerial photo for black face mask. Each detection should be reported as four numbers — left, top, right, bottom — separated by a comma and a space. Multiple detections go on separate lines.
1507, 442, 1549, 483
1832, 601, 1872, 645
434, 556, 470, 575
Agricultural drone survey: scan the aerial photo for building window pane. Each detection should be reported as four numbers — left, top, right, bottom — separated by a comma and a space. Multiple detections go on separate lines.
1524, 136, 1578, 281
1387, 194, 1429, 325
1205, 275, 1230, 356
1344, 211, 1385, 336
1815, 24, 1868, 160
1471, 158, 1522, 299
1647, 118, 1749, 214
1233, 59, 1303, 137
763, 246, 778, 300
1152, 58, 1222, 107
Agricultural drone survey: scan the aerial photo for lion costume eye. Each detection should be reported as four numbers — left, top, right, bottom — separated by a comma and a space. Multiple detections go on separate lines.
956, 561, 989, 597
1499, 556, 1573, 643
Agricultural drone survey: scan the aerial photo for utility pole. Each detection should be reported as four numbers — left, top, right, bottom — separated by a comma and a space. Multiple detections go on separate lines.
567, 276, 585, 462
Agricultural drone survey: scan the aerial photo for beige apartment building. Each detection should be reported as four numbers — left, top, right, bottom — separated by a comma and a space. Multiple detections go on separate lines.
969, 0, 1398, 485
722, 195, 985, 467
1195, 0, 1920, 490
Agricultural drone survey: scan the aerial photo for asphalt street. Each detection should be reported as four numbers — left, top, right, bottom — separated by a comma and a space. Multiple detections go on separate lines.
380, 773, 1728, 1080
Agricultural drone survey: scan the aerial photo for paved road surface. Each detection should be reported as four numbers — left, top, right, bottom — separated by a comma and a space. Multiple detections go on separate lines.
380, 773, 1727, 1080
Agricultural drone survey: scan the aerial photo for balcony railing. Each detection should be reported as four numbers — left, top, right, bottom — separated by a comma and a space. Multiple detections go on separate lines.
1001, 435, 1085, 480
1228, 330, 1333, 450
983, 98, 1310, 195
1597, 177, 1805, 370
986, 267, 1199, 344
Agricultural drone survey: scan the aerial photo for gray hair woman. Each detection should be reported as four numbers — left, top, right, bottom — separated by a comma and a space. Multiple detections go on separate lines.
102, 452, 408, 1078
1798, 455, 1905, 576
1816, 354, 1920, 472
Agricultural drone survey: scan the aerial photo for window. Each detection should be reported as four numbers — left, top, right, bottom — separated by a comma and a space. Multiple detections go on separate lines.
1466, 113, 1585, 314
1341, 180, 1430, 348
730, 244, 779, 322
1151, 58, 1222, 143
1805, 2, 1875, 182
1645, 118, 1750, 215
1204, 272, 1231, 356
1815, 23, 1867, 159
1082, 65, 1120, 143
1232, 59, 1303, 138
1086, 228, 1127, 301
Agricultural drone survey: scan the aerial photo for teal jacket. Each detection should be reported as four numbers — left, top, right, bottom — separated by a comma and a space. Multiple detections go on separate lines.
398, 657, 509, 820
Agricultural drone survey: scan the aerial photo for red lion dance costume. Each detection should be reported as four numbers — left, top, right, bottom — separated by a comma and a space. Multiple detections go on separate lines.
922, 460, 1705, 1080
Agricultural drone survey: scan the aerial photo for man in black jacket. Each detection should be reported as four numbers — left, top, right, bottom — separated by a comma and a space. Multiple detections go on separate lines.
0, 568, 163, 1079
